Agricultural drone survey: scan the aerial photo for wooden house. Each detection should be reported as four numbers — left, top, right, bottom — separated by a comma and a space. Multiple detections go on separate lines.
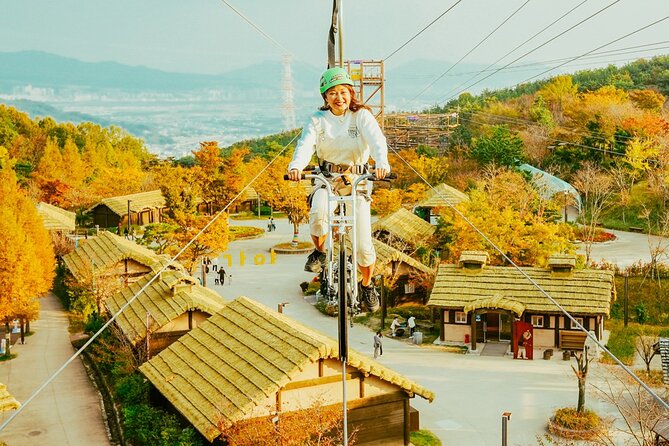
36, 202, 76, 233
372, 208, 436, 253
413, 183, 469, 225
139, 297, 434, 445
105, 269, 226, 356
427, 252, 615, 352
62, 231, 181, 286
87, 190, 166, 229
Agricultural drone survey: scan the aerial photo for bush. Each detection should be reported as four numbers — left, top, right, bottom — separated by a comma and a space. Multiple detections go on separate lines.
315, 300, 338, 317
553, 408, 600, 430
84, 312, 106, 334
635, 302, 649, 324
411, 429, 442, 446
115, 373, 150, 406
388, 304, 432, 321
123, 404, 203, 446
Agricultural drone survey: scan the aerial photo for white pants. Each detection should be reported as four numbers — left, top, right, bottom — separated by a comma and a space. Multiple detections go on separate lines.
309, 187, 376, 267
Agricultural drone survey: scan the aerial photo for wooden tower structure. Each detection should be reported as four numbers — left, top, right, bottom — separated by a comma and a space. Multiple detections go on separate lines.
343, 60, 385, 124
383, 112, 460, 151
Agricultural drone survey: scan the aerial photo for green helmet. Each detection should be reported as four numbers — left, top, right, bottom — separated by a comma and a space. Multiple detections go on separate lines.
319, 67, 353, 94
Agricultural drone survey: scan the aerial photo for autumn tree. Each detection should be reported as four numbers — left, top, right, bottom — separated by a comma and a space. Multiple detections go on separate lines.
441, 174, 574, 266
166, 212, 229, 274
0, 152, 55, 339
256, 156, 309, 245
217, 400, 353, 446
572, 162, 615, 264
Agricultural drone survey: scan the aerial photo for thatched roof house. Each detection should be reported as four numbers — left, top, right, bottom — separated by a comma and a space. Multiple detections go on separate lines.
0, 383, 20, 412
372, 208, 435, 250
416, 183, 469, 209
105, 269, 226, 354
36, 202, 76, 232
62, 231, 180, 285
428, 252, 615, 351
87, 190, 166, 229
140, 297, 434, 444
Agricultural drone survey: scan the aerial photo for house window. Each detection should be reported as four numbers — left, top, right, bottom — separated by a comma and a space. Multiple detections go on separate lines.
531, 315, 544, 328
455, 312, 467, 324
571, 317, 584, 330
404, 283, 415, 294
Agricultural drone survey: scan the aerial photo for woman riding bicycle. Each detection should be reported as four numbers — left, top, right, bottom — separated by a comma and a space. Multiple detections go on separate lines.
287, 67, 390, 310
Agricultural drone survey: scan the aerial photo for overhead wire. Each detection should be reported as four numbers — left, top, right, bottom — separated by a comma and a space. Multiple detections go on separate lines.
419, 0, 590, 105
515, 15, 669, 85
411, 0, 533, 101
383, 0, 464, 62
440, 0, 623, 104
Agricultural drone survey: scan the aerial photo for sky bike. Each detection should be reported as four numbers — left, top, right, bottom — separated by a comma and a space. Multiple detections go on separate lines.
286, 164, 395, 357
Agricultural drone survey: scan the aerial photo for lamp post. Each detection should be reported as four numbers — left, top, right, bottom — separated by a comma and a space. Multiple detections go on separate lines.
502, 412, 512, 446
563, 191, 568, 223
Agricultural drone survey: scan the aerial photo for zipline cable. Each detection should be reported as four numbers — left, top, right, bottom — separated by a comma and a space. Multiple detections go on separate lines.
388, 143, 669, 411
219, 0, 291, 55
0, 133, 301, 433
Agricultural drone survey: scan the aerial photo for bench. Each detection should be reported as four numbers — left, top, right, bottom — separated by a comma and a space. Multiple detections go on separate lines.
629, 226, 644, 233
559, 330, 587, 351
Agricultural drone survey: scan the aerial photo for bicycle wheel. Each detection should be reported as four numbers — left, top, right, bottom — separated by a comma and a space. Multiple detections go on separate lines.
338, 235, 348, 362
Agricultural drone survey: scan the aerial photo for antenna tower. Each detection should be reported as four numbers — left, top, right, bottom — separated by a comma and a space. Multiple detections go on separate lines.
281, 54, 296, 130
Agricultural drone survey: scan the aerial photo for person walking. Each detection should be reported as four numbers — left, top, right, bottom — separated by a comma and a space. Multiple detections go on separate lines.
212, 257, 219, 272
218, 267, 226, 286
287, 67, 390, 312
408, 315, 416, 336
390, 316, 401, 337
373, 331, 383, 358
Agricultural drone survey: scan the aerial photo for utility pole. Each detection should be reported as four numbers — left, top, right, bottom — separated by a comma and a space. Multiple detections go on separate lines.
624, 271, 629, 327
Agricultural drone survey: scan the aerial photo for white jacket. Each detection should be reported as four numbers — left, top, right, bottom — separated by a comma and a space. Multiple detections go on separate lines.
288, 108, 390, 172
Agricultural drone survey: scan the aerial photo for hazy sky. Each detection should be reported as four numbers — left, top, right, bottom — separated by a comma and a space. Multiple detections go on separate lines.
2, 0, 668, 88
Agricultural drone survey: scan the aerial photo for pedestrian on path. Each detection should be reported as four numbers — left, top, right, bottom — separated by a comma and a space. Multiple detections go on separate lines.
408, 315, 416, 336
212, 257, 219, 272
373, 331, 383, 358
217, 267, 226, 285
390, 316, 400, 337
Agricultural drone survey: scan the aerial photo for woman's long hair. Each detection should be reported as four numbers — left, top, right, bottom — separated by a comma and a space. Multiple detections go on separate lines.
319, 84, 371, 112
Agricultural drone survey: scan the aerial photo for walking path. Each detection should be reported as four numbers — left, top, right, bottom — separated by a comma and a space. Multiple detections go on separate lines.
0, 293, 109, 446
212, 218, 638, 445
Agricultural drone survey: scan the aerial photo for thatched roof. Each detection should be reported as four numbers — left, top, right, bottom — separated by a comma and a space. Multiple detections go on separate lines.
105, 269, 226, 346
416, 183, 469, 208
62, 231, 178, 281
428, 262, 614, 316
372, 208, 435, 245
87, 190, 165, 216
0, 383, 20, 412
36, 202, 76, 231
140, 297, 434, 441
372, 239, 434, 276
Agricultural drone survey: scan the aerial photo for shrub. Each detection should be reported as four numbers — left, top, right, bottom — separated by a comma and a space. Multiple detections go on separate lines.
123, 404, 203, 446
553, 408, 600, 430
115, 373, 149, 406
388, 304, 432, 321
635, 302, 649, 324
84, 312, 105, 334
315, 300, 338, 317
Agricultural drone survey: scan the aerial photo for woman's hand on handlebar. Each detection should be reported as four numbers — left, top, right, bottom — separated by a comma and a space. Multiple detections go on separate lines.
287, 169, 301, 182
374, 167, 388, 180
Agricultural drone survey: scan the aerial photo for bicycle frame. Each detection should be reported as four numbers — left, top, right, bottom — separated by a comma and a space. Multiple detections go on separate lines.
306, 170, 374, 361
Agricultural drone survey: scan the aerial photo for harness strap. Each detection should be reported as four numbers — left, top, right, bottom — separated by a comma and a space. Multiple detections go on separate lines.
320, 160, 367, 174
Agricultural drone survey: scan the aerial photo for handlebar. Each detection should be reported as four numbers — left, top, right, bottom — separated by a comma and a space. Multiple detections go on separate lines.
283, 166, 396, 182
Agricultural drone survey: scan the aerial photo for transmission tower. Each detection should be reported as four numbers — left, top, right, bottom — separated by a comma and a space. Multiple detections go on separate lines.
281, 54, 296, 130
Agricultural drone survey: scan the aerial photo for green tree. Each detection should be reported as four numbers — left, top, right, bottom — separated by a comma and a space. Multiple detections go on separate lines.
470, 125, 524, 167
